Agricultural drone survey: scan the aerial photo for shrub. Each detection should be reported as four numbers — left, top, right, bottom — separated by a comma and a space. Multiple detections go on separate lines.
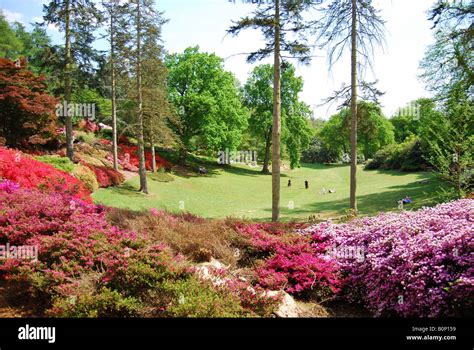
35, 155, 75, 173
233, 222, 341, 298
0, 187, 251, 317
0, 148, 91, 202
304, 199, 474, 317
84, 163, 124, 188
0, 58, 57, 147
75, 131, 97, 145
106, 208, 245, 267
365, 137, 428, 171
119, 144, 172, 171
72, 164, 99, 192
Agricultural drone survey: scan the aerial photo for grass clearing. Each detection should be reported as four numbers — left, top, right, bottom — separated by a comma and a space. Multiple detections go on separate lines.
93, 162, 445, 221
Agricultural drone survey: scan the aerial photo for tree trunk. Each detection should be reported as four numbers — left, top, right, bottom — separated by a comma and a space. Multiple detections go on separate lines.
350, 0, 358, 212
262, 131, 271, 174
136, 0, 148, 194
151, 140, 157, 173
272, 0, 281, 222
110, 11, 118, 171
65, 0, 73, 161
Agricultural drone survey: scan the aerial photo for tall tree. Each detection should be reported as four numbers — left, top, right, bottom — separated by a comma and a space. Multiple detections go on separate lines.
228, 0, 315, 222
419, 83, 473, 197
0, 13, 23, 59
421, 0, 473, 99
166, 47, 248, 164
0, 58, 57, 147
243, 63, 312, 173
121, 0, 169, 193
43, 0, 102, 160
141, 10, 177, 173
318, 0, 385, 212
102, 0, 131, 171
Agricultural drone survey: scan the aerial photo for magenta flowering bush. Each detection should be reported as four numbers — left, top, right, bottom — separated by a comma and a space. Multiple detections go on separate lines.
0, 179, 20, 193
304, 199, 474, 317
0, 186, 137, 281
234, 223, 341, 297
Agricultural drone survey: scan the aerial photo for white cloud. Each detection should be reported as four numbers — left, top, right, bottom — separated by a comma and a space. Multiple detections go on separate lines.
1, 8, 24, 23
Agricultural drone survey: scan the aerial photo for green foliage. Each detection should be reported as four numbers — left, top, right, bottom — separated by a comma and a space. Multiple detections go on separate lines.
75, 130, 97, 145
419, 83, 473, 196
390, 98, 439, 143
72, 164, 100, 193
365, 137, 428, 171
35, 155, 75, 173
0, 13, 23, 58
72, 88, 111, 121
166, 47, 249, 161
302, 136, 340, 164
164, 278, 249, 318
51, 287, 142, 318
320, 101, 394, 160
243, 63, 313, 170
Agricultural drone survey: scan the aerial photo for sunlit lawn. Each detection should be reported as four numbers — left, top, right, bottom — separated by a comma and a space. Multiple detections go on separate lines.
93, 162, 445, 221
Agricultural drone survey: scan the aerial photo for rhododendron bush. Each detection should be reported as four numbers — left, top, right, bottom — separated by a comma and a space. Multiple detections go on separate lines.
303, 199, 474, 317
0, 147, 91, 202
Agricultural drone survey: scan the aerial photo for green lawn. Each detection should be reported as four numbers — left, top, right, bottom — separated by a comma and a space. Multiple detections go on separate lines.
92, 162, 445, 221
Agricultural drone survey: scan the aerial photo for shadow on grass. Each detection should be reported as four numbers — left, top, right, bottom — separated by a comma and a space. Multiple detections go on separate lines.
104, 183, 143, 197
265, 180, 447, 219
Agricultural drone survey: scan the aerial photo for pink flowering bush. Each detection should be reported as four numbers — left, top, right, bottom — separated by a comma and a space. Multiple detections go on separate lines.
234, 223, 341, 297
0, 187, 256, 317
304, 199, 474, 317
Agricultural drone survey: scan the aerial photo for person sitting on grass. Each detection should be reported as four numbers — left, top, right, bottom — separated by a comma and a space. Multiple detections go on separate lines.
401, 196, 413, 204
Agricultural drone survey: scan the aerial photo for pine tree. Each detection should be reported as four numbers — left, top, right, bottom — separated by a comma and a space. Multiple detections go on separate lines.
228, 0, 315, 222
43, 0, 102, 161
317, 0, 385, 212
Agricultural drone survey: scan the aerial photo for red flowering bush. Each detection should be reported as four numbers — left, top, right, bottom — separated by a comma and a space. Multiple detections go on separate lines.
119, 144, 172, 171
84, 163, 125, 188
0, 147, 91, 202
234, 223, 341, 297
303, 199, 474, 317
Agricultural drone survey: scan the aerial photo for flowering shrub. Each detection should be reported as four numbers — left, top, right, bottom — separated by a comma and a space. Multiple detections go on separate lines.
119, 144, 172, 171
303, 199, 474, 317
0, 187, 252, 317
234, 223, 341, 297
72, 164, 99, 192
84, 163, 124, 188
0, 147, 91, 202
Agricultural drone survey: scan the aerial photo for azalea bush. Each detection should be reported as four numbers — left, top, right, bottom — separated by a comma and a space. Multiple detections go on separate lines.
119, 144, 172, 171
0, 147, 91, 202
304, 199, 474, 317
84, 163, 124, 188
234, 222, 341, 298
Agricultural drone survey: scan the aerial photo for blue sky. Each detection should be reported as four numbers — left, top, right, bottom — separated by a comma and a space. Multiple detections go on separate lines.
0, 0, 437, 119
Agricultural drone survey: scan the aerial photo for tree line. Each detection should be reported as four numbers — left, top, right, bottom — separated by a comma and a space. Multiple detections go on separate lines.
0, 0, 472, 221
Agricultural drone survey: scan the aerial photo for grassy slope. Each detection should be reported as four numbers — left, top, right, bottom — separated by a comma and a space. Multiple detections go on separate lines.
93, 160, 445, 221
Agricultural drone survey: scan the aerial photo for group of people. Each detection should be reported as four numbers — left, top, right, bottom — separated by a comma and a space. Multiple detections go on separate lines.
287, 180, 336, 194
